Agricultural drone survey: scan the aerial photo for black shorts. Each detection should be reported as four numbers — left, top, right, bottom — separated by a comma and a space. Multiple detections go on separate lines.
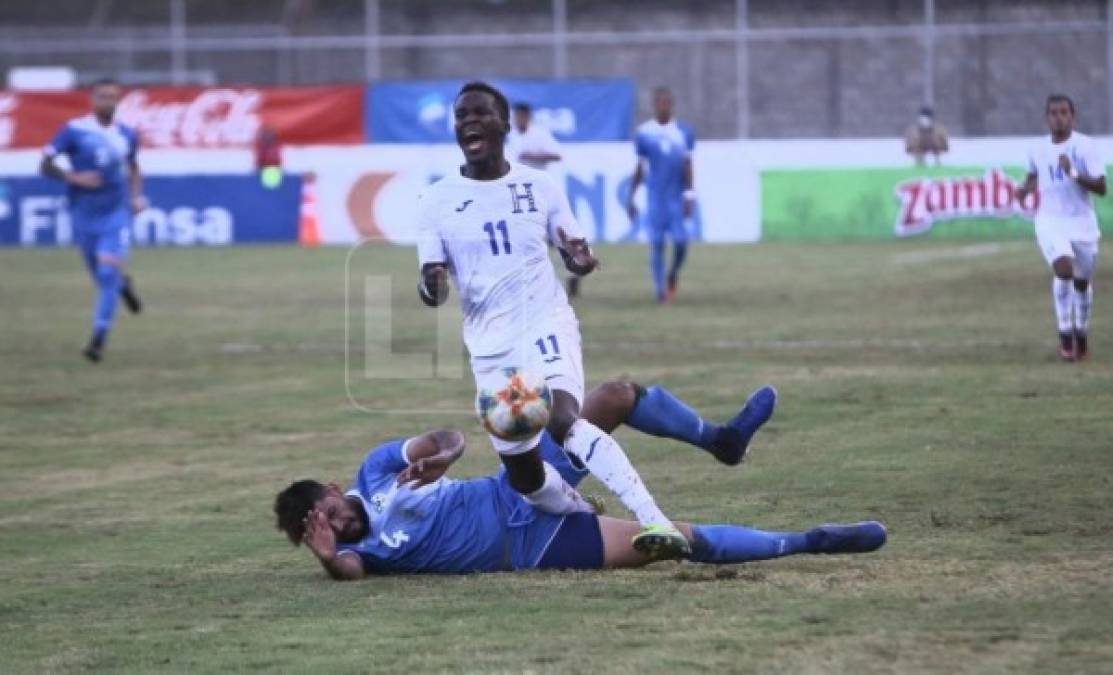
536, 512, 605, 571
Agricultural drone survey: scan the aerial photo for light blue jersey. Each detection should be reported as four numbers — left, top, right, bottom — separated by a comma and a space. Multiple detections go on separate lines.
45, 114, 138, 232
635, 118, 694, 207
336, 434, 587, 575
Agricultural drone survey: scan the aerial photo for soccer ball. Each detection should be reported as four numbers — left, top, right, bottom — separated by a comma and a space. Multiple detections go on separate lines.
477, 367, 552, 441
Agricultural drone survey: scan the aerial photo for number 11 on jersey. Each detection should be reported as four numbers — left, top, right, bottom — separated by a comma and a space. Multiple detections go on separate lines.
483, 220, 511, 255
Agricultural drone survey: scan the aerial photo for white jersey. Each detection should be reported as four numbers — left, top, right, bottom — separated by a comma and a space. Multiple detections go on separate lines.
1027, 131, 1105, 241
506, 124, 561, 170
416, 163, 583, 358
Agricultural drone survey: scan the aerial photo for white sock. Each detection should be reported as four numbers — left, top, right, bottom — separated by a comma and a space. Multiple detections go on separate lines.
1073, 283, 1094, 334
562, 418, 672, 528
522, 462, 594, 515
1053, 277, 1073, 333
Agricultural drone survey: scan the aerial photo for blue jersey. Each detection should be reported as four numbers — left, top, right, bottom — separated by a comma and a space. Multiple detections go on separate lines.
336, 437, 573, 574
45, 114, 138, 230
635, 118, 695, 205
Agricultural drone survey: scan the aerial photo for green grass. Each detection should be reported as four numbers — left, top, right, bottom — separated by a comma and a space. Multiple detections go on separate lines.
2, 241, 1112, 674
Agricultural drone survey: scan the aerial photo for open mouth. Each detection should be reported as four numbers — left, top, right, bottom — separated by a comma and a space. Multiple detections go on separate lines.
462, 127, 486, 153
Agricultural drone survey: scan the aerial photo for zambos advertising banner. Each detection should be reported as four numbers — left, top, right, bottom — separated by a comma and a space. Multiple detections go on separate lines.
368, 79, 634, 143
762, 166, 1113, 240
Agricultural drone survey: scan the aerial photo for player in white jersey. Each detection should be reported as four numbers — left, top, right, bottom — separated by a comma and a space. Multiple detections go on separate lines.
1015, 95, 1107, 361
416, 81, 690, 560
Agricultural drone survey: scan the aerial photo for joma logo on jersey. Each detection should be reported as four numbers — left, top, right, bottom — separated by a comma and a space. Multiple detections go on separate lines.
507, 183, 537, 214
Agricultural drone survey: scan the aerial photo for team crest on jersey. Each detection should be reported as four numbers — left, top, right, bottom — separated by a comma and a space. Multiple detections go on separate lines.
507, 183, 538, 214
370, 493, 388, 514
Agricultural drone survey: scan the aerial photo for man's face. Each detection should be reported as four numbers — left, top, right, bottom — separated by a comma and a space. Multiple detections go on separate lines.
653, 90, 673, 122
91, 83, 122, 120
312, 488, 364, 543
454, 90, 508, 162
513, 108, 530, 133
1046, 100, 1074, 136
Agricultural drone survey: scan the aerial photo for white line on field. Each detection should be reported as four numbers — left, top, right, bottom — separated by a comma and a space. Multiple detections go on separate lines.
891, 241, 1029, 266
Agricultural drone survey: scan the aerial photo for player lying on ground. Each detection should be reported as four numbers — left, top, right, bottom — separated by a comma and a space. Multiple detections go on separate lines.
274, 381, 886, 580
416, 80, 715, 560
1014, 94, 1106, 362
39, 78, 144, 363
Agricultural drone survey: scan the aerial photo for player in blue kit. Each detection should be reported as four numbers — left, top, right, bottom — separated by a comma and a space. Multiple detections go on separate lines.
274, 381, 885, 580
626, 87, 696, 303
40, 78, 144, 363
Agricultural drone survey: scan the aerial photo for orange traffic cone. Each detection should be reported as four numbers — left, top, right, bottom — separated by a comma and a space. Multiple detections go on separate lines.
299, 172, 321, 247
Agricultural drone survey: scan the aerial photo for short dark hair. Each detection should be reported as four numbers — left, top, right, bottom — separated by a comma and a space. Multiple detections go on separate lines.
274, 479, 327, 545
1046, 94, 1075, 115
90, 77, 121, 90
456, 81, 510, 123
512, 102, 531, 114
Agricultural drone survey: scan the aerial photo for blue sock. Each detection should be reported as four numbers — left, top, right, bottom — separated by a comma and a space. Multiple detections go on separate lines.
669, 241, 688, 278
627, 385, 721, 451
690, 524, 811, 564
650, 241, 666, 300
93, 263, 121, 338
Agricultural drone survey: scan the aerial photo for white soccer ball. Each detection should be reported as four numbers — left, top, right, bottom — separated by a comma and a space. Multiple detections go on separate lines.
476, 367, 552, 441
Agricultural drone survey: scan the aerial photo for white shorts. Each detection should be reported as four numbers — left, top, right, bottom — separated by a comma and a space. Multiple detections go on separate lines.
472, 318, 584, 455
1036, 229, 1099, 279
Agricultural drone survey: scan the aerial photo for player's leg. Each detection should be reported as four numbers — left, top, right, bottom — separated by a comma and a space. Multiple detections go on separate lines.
581, 380, 776, 466
666, 204, 688, 301
646, 204, 668, 302
83, 218, 130, 362
536, 324, 688, 559
598, 516, 886, 569
1071, 241, 1098, 360
1039, 228, 1077, 360
474, 357, 593, 515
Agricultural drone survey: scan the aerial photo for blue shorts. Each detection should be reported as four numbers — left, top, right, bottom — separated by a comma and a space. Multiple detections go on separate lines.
74, 209, 131, 271
646, 198, 688, 245
536, 512, 605, 571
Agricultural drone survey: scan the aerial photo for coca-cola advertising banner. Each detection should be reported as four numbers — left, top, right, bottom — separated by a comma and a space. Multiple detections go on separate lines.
0, 86, 364, 149
761, 167, 1113, 240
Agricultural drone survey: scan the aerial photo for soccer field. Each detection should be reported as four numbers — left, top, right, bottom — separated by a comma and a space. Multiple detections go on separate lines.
2, 241, 1112, 673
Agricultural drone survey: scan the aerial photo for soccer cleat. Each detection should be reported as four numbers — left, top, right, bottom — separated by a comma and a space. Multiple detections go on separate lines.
120, 275, 142, 314
806, 521, 887, 555
1058, 332, 1075, 361
665, 273, 679, 302
632, 524, 691, 561
711, 385, 778, 466
82, 330, 106, 363
1075, 332, 1088, 361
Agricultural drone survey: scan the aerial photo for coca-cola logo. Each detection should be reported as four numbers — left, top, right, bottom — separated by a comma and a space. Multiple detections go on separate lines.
0, 94, 16, 148
116, 89, 262, 148
894, 168, 1039, 237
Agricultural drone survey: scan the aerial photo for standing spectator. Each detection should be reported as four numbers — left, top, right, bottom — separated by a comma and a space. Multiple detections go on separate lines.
506, 102, 562, 170
905, 105, 949, 166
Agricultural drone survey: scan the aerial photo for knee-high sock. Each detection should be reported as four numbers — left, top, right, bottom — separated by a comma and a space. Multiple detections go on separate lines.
522, 462, 594, 515
562, 418, 671, 528
690, 524, 810, 563
1074, 283, 1094, 334
669, 241, 688, 278
626, 385, 720, 451
93, 262, 121, 337
1053, 277, 1073, 333
650, 241, 666, 300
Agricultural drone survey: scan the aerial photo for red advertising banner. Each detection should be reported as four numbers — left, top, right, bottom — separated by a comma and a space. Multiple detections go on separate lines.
0, 85, 364, 149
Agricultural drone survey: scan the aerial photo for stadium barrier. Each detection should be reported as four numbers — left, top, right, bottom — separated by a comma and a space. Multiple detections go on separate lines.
4, 136, 1113, 247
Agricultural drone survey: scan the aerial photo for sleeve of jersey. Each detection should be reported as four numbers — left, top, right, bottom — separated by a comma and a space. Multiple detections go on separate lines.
542, 129, 561, 156
126, 127, 140, 163
684, 124, 696, 155
43, 125, 72, 158
543, 174, 586, 244
357, 439, 412, 481
414, 192, 446, 267
634, 132, 649, 159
